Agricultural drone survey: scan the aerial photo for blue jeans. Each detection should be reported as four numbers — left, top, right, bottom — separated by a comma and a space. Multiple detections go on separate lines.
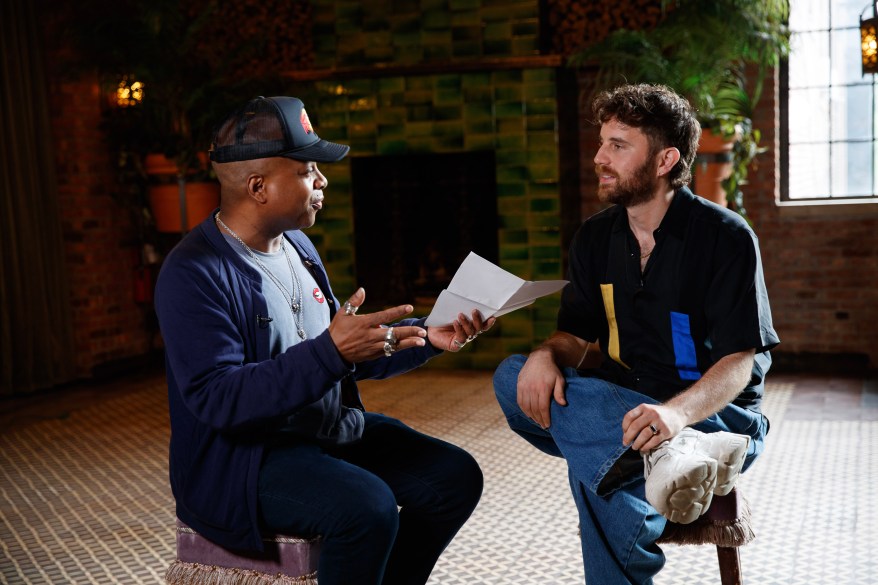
493, 354, 768, 585
257, 412, 483, 585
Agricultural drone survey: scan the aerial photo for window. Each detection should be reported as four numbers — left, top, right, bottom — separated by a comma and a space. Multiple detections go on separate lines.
783, 0, 877, 200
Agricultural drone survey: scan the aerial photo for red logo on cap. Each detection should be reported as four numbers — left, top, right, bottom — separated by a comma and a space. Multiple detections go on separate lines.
300, 109, 314, 135
313, 288, 324, 303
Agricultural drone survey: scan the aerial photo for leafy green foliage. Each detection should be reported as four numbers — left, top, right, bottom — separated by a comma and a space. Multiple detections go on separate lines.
569, 0, 791, 216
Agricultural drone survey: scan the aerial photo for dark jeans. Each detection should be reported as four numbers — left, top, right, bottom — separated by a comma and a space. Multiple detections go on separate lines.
257, 412, 483, 585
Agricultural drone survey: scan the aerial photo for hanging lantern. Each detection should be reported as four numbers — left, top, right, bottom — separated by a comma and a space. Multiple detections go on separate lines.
862, 2, 878, 75
113, 74, 144, 108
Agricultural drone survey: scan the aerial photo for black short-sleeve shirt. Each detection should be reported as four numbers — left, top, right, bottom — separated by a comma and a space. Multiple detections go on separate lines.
557, 187, 779, 410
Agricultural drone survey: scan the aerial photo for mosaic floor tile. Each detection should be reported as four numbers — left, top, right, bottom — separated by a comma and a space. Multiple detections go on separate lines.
1, 370, 875, 584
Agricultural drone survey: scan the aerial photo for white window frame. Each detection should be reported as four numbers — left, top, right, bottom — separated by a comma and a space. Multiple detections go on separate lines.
782, 0, 877, 204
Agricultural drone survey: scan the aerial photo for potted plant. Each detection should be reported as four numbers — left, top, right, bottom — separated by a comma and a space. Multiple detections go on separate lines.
63, 0, 286, 233
568, 0, 791, 218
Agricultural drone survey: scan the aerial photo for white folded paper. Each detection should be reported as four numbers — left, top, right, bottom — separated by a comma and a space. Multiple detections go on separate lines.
424, 252, 569, 327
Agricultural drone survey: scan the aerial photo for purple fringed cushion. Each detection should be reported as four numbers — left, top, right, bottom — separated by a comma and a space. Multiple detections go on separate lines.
165, 519, 321, 585
658, 486, 755, 548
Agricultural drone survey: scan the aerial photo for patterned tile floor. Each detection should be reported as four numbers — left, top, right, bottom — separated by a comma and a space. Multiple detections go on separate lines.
1, 368, 876, 584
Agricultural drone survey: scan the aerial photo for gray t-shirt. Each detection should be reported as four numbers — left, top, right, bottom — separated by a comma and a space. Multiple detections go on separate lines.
220, 232, 363, 443
226, 236, 330, 351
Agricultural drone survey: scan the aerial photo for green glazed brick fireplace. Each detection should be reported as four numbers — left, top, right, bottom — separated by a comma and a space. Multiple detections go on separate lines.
292, 0, 566, 369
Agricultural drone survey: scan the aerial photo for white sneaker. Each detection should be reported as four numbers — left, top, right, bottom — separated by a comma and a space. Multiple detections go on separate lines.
693, 430, 750, 496
643, 428, 749, 524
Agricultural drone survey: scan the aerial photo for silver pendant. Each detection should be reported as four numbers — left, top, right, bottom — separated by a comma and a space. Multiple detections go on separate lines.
298, 328, 306, 340
292, 303, 300, 313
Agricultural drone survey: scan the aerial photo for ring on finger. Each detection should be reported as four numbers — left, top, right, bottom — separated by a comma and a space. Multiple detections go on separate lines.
452, 339, 465, 349
383, 341, 396, 357
343, 301, 358, 316
649, 424, 659, 436
384, 327, 398, 346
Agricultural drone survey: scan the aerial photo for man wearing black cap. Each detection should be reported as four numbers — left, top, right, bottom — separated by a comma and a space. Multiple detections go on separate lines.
154, 96, 492, 585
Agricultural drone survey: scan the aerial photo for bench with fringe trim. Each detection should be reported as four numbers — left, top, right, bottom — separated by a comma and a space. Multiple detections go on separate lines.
657, 486, 754, 584
166, 520, 320, 585
165, 560, 317, 585
657, 485, 755, 548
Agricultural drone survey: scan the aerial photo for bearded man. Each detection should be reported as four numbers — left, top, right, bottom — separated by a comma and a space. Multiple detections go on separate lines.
492, 83, 779, 585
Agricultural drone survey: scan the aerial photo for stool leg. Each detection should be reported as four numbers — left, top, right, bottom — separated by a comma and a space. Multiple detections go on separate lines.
716, 546, 742, 585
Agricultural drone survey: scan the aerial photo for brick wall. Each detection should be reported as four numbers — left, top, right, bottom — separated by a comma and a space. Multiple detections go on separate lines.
47, 76, 155, 378
749, 73, 878, 370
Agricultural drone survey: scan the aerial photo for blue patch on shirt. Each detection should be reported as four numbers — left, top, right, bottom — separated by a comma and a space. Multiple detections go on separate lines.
670, 311, 701, 381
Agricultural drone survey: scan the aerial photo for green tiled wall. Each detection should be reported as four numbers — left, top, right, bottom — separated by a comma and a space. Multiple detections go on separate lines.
301, 0, 564, 370
312, 0, 542, 68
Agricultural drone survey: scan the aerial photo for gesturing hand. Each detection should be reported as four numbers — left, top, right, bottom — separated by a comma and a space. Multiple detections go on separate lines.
328, 287, 427, 364
427, 309, 496, 353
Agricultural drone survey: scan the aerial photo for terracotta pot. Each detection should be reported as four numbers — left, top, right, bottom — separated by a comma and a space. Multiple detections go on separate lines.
693, 128, 735, 207
143, 152, 210, 176
148, 181, 219, 232
143, 153, 178, 175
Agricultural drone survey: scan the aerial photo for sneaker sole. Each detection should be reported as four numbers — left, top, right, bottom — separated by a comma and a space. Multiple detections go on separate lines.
646, 454, 718, 525
711, 433, 750, 496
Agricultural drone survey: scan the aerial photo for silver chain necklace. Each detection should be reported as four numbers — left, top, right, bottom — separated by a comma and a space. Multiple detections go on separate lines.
215, 212, 306, 339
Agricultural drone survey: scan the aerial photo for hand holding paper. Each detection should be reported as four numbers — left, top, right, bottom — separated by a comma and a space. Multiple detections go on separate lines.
424, 252, 568, 327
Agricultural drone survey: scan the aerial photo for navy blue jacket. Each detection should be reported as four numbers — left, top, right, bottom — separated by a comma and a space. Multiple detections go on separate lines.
154, 211, 442, 551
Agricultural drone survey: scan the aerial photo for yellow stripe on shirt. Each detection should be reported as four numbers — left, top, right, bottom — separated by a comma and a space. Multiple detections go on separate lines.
600, 283, 630, 369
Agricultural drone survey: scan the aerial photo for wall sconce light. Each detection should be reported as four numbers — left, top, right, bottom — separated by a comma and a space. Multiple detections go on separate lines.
113, 74, 144, 108
863, 2, 878, 75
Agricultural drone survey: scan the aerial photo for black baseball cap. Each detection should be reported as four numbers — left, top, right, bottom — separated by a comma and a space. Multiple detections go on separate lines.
209, 96, 350, 164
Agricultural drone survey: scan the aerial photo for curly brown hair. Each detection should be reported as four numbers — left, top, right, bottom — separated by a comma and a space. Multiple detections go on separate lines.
592, 83, 700, 188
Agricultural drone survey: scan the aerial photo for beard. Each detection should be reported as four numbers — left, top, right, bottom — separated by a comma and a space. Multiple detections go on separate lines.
596, 156, 660, 208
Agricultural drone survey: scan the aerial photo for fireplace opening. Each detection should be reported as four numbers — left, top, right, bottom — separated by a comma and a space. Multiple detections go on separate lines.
350, 150, 499, 307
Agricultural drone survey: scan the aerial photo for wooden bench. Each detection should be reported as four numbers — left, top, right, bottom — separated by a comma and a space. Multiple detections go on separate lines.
658, 486, 755, 585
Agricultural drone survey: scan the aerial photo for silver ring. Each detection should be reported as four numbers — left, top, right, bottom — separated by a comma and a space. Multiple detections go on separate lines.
343, 301, 358, 316
384, 327, 398, 346
383, 341, 396, 357
451, 339, 465, 349
649, 424, 659, 436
